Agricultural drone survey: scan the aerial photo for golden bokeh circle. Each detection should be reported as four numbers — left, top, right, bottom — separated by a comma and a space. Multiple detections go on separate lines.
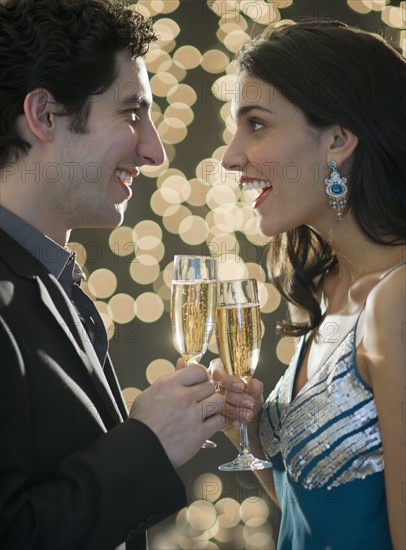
240, 497, 270, 526
152, 0, 180, 14
206, 184, 238, 209
108, 226, 134, 257
167, 83, 197, 106
217, 256, 248, 280
150, 188, 175, 216
159, 186, 182, 205
193, 473, 223, 502
276, 337, 297, 365
108, 293, 136, 324
150, 72, 179, 97
215, 498, 241, 529
179, 215, 209, 245
144, 46, 171, 73
88, 268, 117, 299
137, 235, 162, 251
161, 174, 191, 202
187, 178, 211, 207
173, 45, 202, 68
211, 74, 238, 102
121, 386, 142, 410
245, 262, 266, 282
158, 117, 188, 144
261, 283, 281, 314
164, 102, 195, 126
130, 255, 160, 285
163, 261, 174, 289
224, 29, 250, 53
133, 220, 162, 241
202, 49, 230, 73
146, 358, 175, 384
195, 157, 222, 184
163, 204, 192, 234
154, 17, 181, 41
156, 58, 187, 82
135, 292, 164, 323
187, 501, 217, 532
206, 232, 239, 259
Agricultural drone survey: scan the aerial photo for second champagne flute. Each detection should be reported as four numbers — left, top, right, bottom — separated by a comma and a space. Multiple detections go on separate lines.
216, 278, 273, 470
170, 255, 218, 448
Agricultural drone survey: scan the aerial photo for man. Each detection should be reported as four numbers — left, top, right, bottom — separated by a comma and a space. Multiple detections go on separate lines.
0, 1, 224, 548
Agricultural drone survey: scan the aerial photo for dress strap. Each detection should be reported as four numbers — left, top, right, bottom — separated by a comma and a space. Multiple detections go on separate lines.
376, 260, 406, 282
354, 261, 406, 329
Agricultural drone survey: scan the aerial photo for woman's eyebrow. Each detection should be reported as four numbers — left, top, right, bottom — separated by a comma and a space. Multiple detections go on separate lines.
232, 104, 275, 120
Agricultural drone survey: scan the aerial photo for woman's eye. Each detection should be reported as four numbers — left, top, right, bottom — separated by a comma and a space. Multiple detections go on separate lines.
250, 119, 264, 131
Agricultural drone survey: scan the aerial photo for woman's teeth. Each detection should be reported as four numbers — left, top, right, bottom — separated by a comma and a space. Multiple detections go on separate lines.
116, 170, 133, 186
240, 180, 272, 190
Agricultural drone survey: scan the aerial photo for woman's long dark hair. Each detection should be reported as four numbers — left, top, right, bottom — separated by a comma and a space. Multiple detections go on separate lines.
237, 20, 406, 336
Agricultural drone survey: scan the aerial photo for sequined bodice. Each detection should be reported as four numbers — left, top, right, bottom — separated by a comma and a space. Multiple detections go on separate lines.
260, 328, 384, 490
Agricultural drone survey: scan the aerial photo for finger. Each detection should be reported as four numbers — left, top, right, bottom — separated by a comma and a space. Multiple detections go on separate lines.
176, 358, 187, 371
221, 399, 256, 424
222, 385, 255, 407
174, 363, 209, 386
202, 406, 228, 436
247, 378, 264, 399
191, 380, 218, 403
221, 373, 247, 392
200, 392, 225, 420
208, 358, 224, 380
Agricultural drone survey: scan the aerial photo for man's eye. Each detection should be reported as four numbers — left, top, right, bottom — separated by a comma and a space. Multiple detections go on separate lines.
128, 109, 140, 122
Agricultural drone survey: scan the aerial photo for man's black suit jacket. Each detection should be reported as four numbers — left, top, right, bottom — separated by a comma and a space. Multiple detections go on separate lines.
0, 229, 186, 549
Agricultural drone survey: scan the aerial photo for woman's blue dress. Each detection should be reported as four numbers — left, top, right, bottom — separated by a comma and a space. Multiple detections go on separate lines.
260, 324, 392, 550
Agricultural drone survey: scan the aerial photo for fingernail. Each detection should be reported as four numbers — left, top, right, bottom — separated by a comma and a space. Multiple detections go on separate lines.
242, 401, 254, 409
232, 382, 246, 391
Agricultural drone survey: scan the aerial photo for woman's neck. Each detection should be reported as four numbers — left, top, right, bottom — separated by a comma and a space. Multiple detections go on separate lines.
314, 213, 404, 286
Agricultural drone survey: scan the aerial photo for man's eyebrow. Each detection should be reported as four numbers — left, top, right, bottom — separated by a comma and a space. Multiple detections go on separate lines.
121, 93, 151, 107
235, 105, 274, 118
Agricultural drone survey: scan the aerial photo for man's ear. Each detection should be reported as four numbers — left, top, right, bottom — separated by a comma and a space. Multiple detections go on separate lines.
22, 88, 59, 143
327, 125, 359, 166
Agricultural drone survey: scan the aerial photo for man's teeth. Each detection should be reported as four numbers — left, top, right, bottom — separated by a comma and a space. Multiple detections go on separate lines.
116, 170, 133, 186
241, 180, 272, 190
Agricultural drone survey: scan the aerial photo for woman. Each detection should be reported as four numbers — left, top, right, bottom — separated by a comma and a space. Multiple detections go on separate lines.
212, 20, 405, 549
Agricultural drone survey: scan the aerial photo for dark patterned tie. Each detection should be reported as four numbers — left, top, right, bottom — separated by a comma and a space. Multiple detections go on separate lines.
70, 282, 108, 368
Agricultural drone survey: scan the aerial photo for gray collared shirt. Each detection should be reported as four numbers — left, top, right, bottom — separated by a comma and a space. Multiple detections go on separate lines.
0, 205, 85, 297
0, 205, 107, 366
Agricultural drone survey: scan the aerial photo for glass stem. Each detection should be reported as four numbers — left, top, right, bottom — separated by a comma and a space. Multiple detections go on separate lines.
239, 422, 251, 456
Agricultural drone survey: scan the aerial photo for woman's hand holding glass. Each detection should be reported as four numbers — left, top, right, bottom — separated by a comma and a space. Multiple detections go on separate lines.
210, 358, 264, 430
214, 278, 272, 471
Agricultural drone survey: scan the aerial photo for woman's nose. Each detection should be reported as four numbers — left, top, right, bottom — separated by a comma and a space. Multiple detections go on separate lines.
221, 136, 246, 172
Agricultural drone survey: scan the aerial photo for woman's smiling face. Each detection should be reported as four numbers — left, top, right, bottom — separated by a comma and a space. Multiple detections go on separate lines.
222, 72, 334, 237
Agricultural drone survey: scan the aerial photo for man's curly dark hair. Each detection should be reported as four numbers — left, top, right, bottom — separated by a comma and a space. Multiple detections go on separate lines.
0, 0, 157, 168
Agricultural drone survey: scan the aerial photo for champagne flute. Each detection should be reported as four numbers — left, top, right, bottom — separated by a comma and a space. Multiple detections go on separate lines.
170, 255, 218, 448
216, 278, 272, 471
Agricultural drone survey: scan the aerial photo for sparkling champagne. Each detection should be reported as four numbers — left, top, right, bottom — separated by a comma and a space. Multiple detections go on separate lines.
216, 304, 261, 383
171, 281, 216, 364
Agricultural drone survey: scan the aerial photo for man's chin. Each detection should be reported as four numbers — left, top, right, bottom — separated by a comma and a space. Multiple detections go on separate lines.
72, 209, 125, 230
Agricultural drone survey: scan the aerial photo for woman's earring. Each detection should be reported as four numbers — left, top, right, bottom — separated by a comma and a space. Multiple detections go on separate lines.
324, 161, 348, 221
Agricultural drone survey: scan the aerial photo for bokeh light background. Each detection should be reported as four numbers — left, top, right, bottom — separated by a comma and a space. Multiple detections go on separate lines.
70, 1, 405, 547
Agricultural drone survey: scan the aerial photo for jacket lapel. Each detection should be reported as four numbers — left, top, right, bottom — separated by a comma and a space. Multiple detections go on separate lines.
37, 274, 124, 423
0, 230, 123, 424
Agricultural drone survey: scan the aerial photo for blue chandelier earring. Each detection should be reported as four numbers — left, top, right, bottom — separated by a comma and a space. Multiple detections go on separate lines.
324, 161, 348, 221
